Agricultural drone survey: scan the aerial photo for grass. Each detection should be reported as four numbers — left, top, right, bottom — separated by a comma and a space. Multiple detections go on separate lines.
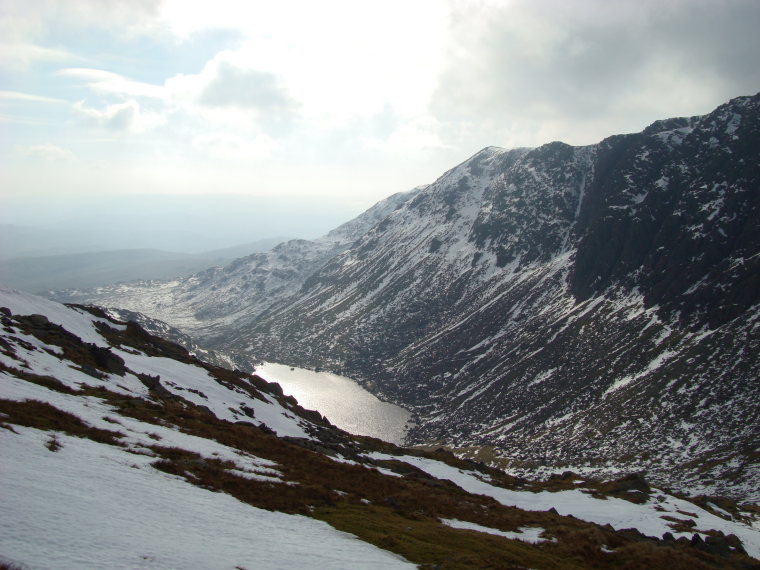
46, 434, 62, 451
0, 398, 125, 446
0, 361, 78, 395
315, 502, 579, 570
131, 394, 757, 569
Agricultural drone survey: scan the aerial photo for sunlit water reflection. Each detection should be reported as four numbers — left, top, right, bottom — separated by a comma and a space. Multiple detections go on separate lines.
255, 362, 412, 445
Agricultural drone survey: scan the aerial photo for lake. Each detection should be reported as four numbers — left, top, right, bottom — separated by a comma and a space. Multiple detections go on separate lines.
255, 362, 412, 445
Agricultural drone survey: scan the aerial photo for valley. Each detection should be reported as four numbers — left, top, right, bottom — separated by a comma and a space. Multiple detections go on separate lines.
5, 3, 759, 568
50, 93, 760, 504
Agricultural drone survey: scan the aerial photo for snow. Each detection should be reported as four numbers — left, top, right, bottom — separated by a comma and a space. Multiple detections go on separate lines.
0, 287, 314, 441
0, 327, 150, 397
0, 285, 120, 347
603, 349, 677, 397
0, 290, 417, 568
442, 519, 552, 544
725, 113, 742, 135
0, 373, 282, 480
365, 453, 760, 559
128, 352, 310, 439
0, 426, 415, 570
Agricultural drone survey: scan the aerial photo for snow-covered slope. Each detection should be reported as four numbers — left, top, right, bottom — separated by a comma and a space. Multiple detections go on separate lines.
0, 287, 323, 439
221, 94, 760, 502
4, 286, 760, 570
51, 188, 419, 343
45, 94, 760, 503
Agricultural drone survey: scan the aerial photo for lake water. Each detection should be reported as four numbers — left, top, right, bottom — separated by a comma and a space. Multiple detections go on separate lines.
255, 362, 412, 445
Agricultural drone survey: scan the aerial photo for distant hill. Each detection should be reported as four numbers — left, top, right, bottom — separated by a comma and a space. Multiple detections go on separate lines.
0, 238, 287, 293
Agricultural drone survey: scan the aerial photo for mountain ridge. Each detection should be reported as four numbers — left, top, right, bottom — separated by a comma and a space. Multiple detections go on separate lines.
49, 93, 760, 501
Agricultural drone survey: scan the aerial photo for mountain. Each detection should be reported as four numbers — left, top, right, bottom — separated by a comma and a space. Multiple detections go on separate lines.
51, 188, 421, 342
2, 286, 759, 569
49, 94, 760, 502
0, 238, 288, 294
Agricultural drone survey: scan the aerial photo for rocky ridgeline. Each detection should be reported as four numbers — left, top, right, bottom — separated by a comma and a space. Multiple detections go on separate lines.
49, 94, 760, 501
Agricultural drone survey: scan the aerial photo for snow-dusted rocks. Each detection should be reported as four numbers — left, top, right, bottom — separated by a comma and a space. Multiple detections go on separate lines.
46, 93, 760, 502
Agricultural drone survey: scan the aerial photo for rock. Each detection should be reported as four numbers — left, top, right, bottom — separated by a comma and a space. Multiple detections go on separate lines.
90, 344, 126, 376
80, 364, 107, 379
137, 373, 175, 399
703, 533, 747, 556
618, 528, 654, 542
611, 473, 651, 494
28, 314, 50, 327
384, 496, 401, 510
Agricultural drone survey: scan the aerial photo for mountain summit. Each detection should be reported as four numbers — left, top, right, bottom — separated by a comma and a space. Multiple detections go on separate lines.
53, 93, 760, 501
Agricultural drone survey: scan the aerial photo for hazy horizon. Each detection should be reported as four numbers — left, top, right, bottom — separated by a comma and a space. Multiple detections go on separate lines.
2, 0, 759, 257
0, 193, 363, 257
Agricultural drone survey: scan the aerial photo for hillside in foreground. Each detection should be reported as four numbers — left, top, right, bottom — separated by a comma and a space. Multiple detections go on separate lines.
2, 286, 760, 569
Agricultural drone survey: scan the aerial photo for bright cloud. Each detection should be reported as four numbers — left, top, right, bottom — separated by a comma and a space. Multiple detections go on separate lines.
15, 144, 75, 162
192, 132, 278, 160
0, 90, 66, 104
157, 0, 449, 128
59, 68, 166, 100
73, 99, 167, 134
1, 0, 759, 245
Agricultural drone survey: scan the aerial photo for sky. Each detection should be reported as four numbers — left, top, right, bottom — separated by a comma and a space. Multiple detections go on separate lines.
1, 0, 760, 254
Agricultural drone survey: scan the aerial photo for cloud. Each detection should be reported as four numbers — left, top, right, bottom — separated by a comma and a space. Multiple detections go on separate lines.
192, 132, 278, 160
432, 0, 760, 148
197, 60, 300, 134
74, 99, 166, 133
158, 1, 450, 128
16, 144, 75, 161
200, 62, 297, 113
59, 68, 166, 99
363, 116, 446, 152
0, 43, 80, 69
0, 90, 66, 104
0, 0, 159, 70
1, 0, 161, 41
162, 53, 302, 136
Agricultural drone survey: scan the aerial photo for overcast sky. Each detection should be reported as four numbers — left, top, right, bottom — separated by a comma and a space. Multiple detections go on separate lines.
2, 0, 759, 252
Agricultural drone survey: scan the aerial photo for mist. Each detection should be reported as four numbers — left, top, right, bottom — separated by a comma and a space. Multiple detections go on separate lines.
1, 193, 365, 258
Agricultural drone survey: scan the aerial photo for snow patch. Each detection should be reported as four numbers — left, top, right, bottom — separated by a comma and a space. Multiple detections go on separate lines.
442, 519, 553, 544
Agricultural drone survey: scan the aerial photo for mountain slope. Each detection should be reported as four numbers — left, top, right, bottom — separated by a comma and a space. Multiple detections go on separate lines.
6, 287, 760, 569
220, 94, 760, 501
45, 94, 760, 502
51, 188, 419, 343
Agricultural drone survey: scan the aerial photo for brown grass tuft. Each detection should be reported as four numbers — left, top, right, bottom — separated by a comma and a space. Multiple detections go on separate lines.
0, 398, 124, 445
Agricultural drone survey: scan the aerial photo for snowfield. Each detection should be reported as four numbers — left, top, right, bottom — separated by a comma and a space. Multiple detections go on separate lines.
1, 426, 414, 570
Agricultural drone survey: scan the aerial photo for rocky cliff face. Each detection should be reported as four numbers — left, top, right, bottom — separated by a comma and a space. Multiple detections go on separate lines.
219, 94, 760, 500
52, 94, 760, 500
